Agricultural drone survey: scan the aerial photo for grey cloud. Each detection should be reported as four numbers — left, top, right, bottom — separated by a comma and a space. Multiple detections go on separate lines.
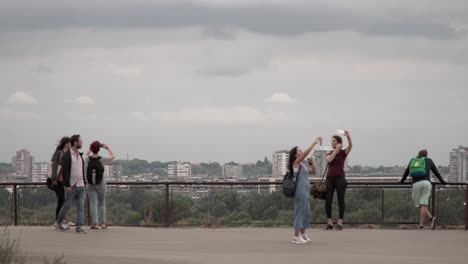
0, 0, 466, 39
31, 63, 53, 74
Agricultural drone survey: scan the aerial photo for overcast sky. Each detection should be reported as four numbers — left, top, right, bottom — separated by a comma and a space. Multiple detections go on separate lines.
1, 0, 467, 166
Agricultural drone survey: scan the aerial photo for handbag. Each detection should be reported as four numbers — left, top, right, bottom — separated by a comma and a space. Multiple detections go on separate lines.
46, 151, 63, 179
311, 165, 328, 200
283, 165, 302, 198
46, 163, 62, 179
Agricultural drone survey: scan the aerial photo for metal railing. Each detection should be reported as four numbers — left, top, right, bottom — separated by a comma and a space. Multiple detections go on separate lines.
0, 181, 467, 229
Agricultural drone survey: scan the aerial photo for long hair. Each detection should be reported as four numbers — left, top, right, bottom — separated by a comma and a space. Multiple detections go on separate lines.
333, 135, 343, 145
56, 137, 71, 151
288, 147, 298, 173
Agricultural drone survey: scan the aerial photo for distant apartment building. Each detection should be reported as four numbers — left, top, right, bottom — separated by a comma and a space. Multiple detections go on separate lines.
272, 150, 289, 177
223, 164, 243, 178
312, 147, 333, 178
168, 162, 192, 177
12, 149, 35, 182
32, 162, 50, 182
449, 146, 468, 183
104, 162, 123, 180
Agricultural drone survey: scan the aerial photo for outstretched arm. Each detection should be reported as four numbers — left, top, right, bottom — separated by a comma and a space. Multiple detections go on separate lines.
344, 130, 353, 155
400, 164, 410, 183
293, 137, 322, 168
430, 159, 446, 184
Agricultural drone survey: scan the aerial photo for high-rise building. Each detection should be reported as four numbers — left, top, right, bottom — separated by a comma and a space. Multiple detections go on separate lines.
33, 162, 50, 182
272, 150, 289, 177
223, 164, 243, 178
449, 146, 468, 183
104, 162, 123, 180
312, 147, 333, 178
12, 149, 35, 182
168, 162, 192, 177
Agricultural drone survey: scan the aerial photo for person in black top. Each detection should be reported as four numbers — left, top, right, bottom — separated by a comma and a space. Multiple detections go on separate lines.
400, 149, 446, 230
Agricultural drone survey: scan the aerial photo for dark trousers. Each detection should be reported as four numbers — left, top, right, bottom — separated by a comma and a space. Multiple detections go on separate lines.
51, 181, 65, 220
325, 176, 347, 219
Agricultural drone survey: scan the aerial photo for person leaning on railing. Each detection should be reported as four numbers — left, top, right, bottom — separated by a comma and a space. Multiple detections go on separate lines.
400, 149, 446, 231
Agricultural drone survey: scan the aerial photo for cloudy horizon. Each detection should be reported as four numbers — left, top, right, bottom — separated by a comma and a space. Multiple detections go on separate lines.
1, 0, 467, 166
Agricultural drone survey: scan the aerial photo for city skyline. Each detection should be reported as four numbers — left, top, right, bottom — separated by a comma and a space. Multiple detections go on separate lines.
3, 146, 457, 169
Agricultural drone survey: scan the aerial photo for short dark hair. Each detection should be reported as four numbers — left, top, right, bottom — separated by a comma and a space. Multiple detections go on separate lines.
90, 141, 101, 154
418, 149, 428, 158
70, 134, 81, 147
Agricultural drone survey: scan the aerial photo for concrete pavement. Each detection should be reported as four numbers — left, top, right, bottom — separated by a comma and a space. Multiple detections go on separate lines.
4, 227, 467, 264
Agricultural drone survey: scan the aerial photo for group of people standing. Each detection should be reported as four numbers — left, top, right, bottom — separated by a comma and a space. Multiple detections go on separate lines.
46, 135, 115, 234
289, 131, 352, 244
289, 131, 446, 244
46, 132, 445, 239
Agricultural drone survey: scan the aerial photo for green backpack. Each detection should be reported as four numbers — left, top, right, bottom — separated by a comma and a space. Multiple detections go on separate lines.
409, 157, 427, 178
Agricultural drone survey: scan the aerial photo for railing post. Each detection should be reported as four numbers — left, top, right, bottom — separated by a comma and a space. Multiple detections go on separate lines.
381, 188, 384, 225
431, 184, 436, 217
13, 184, 18, 226
164, 183, 170, 227
465, 185, 468, 230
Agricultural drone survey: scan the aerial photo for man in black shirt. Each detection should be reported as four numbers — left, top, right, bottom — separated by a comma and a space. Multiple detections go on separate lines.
400, 149, 446, 230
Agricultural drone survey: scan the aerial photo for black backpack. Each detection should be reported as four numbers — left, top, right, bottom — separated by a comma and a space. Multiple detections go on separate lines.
283, 165, 301, 198
87, 156, 104, 185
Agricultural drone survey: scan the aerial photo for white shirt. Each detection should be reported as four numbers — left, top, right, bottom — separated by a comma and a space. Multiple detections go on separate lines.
70, 149, 85, 187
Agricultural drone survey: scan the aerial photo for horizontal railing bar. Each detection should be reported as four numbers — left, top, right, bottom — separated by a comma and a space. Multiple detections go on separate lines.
0, 181, 466, 187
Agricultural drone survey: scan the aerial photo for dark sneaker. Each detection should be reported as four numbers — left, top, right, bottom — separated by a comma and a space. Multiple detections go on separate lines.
75, 227, 87, 234
431, 217, 437, 230
418, 225, 425, 231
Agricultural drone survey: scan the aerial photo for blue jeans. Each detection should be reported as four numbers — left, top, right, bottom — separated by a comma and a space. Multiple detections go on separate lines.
87, 182, 107, 225
57, 186, 86, 227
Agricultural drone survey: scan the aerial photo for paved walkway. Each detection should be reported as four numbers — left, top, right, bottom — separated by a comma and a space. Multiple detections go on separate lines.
4, 227, 467, 264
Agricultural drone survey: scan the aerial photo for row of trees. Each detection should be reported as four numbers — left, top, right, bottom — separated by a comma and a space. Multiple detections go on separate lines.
1, 185, 464, 227
117, 158, 273, 178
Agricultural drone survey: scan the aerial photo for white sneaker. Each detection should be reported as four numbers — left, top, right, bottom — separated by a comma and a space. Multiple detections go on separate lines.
292, 236, 308, 244
53, 222, 57, 229
302, 234, 311, 242
62, 223, 70, 230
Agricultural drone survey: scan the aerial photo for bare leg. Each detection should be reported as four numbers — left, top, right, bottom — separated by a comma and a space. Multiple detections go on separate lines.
419, 207, 425, 226
419, 205, 432, 226
294, 229, 300, 237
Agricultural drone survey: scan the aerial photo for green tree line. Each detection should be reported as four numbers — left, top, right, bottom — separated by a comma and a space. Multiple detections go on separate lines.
0, 186, 464, 227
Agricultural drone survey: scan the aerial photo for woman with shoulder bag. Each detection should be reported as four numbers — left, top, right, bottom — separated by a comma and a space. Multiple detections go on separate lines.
47, 137, 71, 229
325, 130, 352, 231
289, 136, 322, 244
